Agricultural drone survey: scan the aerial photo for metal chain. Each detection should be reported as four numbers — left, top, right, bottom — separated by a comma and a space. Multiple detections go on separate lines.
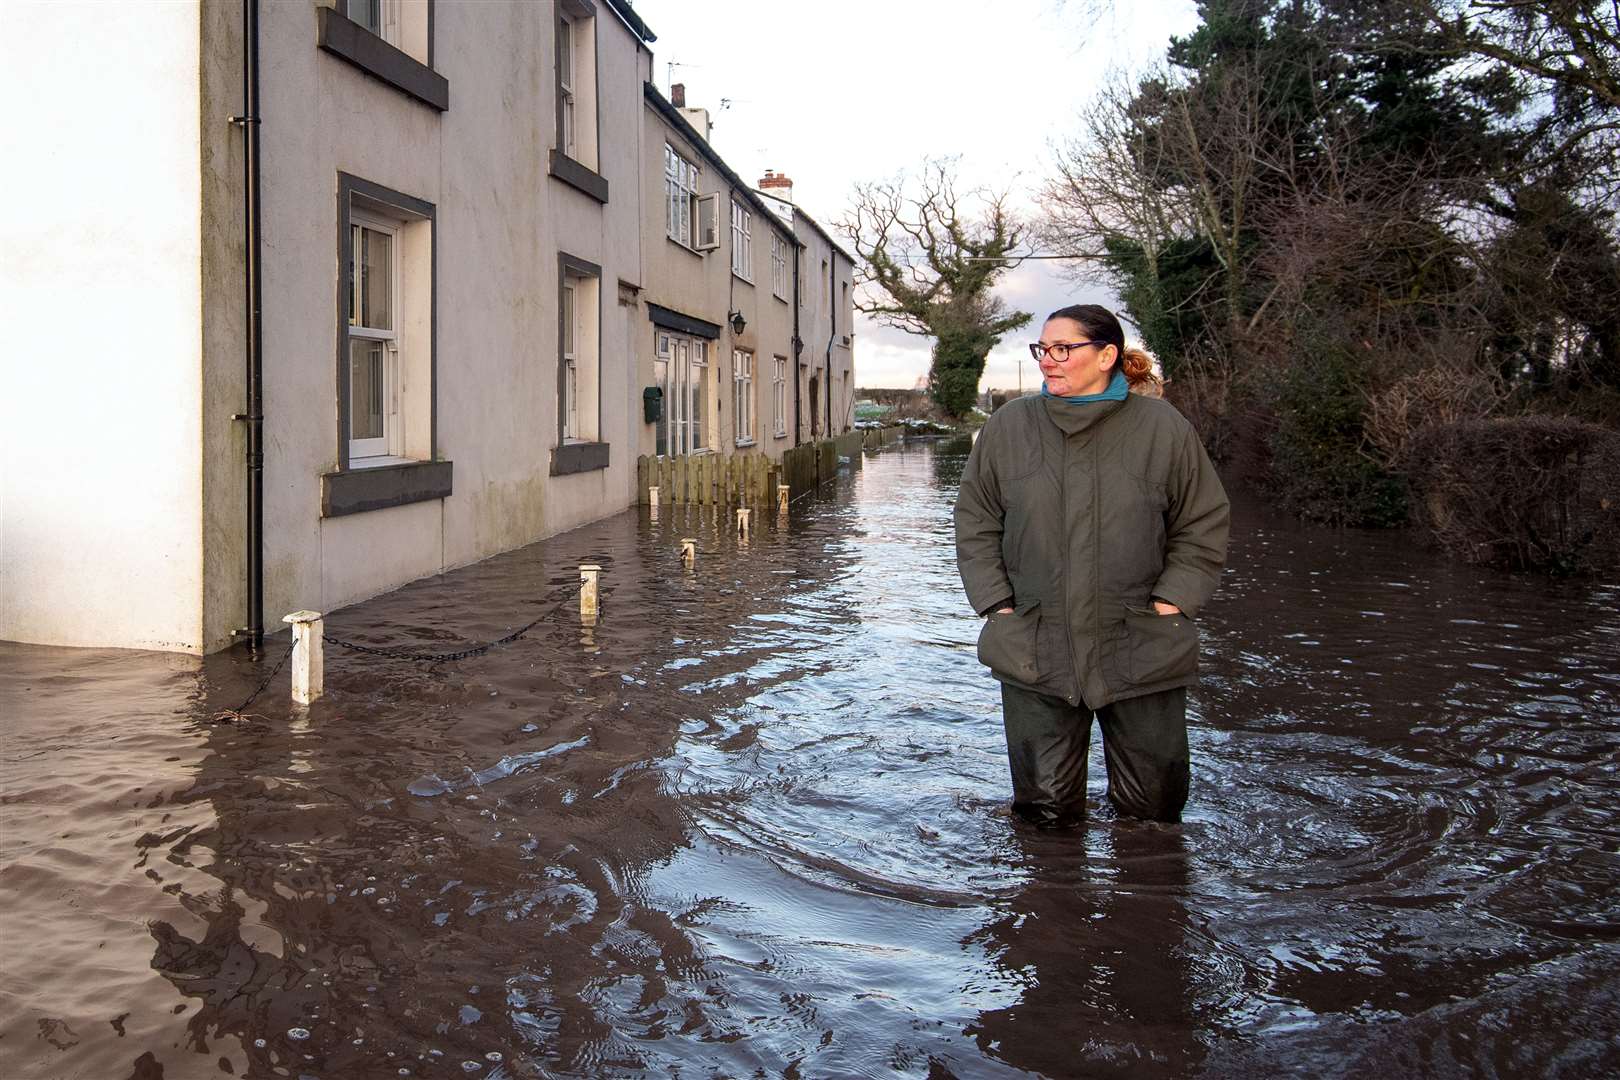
208, 582, 577, 722
323, 584, 575, 664
212, 640, 295, 721
325, 607, 552, 664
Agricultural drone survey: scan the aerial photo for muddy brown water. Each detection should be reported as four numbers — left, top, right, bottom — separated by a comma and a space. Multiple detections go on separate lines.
3, 437, 1618, 1080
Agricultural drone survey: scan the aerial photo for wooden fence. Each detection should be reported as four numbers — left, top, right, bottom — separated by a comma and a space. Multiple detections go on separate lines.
636, 426, 908, 506
636, 450, 779, 506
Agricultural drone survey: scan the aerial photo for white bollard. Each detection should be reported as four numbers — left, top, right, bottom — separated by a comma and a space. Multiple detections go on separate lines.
680, 537, 696, 566
649, 485, 660, 508
281, 611, 324, 705
736, 507, 751, 537
579, 564, 601, 617
778, 484, 790, 511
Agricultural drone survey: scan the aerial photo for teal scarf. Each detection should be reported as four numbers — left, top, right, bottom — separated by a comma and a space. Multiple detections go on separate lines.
1042, 368, 1128, 404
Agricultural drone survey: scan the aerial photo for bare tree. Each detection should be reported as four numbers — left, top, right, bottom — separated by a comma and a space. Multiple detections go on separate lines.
1038, 70, 1197, 291
840, 159, 1030, 417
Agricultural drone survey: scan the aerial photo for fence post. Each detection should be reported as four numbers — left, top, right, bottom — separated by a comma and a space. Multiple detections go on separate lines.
579, 564, 601, 618
737, 507, 751, 536
281, 611, 324, 705
778, 484, 790, 512
649, 485, 660, 509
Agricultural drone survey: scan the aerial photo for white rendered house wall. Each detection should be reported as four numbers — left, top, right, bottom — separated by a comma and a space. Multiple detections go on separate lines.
0, 2, 206, 651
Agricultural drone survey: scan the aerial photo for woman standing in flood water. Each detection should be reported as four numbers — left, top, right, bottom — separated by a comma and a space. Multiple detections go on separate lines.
954, 305, 1230, 827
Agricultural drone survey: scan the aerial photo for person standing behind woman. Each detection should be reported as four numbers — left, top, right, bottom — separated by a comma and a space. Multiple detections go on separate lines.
954, 305, 1230, 827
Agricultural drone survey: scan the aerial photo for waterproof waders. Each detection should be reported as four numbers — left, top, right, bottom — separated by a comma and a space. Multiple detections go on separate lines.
1001, 683, 1190, 826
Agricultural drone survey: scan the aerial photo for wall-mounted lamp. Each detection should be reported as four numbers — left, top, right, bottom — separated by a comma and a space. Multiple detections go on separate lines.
728, 310, 747, 335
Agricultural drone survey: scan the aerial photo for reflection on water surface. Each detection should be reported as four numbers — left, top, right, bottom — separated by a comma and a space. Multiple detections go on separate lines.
3, 438, 1618, 1078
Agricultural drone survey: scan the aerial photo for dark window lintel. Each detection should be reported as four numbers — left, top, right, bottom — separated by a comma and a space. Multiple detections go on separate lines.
647, 302, 721, 341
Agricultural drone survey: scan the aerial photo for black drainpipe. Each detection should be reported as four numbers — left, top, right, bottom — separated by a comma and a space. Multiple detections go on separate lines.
233, 0, 265, 651
791, 248, 803, 445
825, 259, 835, 438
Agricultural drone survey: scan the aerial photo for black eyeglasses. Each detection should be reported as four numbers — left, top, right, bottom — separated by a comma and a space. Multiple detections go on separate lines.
1029, 340, 1107, 362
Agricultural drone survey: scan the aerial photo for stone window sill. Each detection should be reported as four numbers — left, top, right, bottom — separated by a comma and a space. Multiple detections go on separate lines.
551, 442, 610, 476
667, 236, 706, 259
549, 150, 609, 203
323, 460, 453, 518
318, 7, 449, 112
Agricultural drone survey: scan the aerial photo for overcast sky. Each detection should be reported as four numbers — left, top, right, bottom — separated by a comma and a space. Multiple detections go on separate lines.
631, 0, 1201, 391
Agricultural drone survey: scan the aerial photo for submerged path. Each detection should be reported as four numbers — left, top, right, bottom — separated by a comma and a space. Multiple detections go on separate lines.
3, 438, 1619, 1079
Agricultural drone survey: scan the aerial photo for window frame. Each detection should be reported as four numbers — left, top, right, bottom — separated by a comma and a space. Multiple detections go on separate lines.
558, 12, 575, 159
664, 340, 709, 453
561, 278, 579, 441
654, 332, 672, 457
553, 252, 608, 475
347, 211, 401, 462
731, 199, 752, 281
325, 173, 449, 518
733, 348, 755, 446
336, 176, 435, 473
665, 144, 700, 248
551, 0, 599, 171
770, 234, 789, 301
345, 0, 402, 45
772, 355, 788, 437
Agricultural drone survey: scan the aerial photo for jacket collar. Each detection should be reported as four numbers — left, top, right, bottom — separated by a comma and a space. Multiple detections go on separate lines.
1040, 392, 1129, 437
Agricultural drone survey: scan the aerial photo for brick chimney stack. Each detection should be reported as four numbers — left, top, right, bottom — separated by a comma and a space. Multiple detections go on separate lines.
671, 82, 686, 108
759, 169, 794, 204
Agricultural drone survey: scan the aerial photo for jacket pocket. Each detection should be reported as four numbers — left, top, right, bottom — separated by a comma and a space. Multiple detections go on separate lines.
977, 598, 1041, 685
1123, 605, 1199, 686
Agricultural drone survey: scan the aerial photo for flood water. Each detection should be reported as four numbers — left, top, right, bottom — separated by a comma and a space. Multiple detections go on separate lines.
4, 437, 1619, 1079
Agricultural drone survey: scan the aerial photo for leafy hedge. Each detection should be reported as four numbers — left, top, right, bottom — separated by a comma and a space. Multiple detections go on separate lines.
1265, 347, 1408, 528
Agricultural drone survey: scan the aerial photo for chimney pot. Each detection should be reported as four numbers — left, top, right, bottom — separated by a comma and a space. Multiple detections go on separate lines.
671, 82, 686, 108
758, 171, 795, 201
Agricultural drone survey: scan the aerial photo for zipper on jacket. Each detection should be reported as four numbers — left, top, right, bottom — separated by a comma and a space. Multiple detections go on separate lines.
1059, 433, 1081, 706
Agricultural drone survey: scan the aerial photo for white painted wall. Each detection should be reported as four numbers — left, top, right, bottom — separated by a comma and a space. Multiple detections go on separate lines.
3, 0, 833, 656
0, 2, 205, 651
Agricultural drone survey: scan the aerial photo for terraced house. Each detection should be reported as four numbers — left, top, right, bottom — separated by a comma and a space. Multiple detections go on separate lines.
1, 0, 856, 655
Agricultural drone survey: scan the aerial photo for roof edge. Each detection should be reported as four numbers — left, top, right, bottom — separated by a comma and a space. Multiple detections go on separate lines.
752, 191, 855, 265
603, 0, 656, 43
